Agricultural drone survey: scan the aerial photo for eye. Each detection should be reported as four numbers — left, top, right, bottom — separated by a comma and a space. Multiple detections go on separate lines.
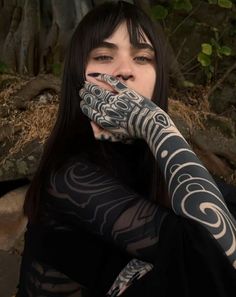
134, 56, 153, 64
94, 55, 113, 61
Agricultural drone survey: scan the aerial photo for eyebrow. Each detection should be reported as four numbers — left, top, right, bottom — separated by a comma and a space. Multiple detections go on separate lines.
94, 41, 154, 51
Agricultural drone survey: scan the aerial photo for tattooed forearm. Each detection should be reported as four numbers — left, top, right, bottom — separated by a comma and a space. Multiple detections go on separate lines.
79, 73, 236, 268
145, 107, 236, 267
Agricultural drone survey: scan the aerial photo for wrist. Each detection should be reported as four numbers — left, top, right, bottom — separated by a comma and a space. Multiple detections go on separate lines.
140, 107, 176, 155
138, 107, 162, 140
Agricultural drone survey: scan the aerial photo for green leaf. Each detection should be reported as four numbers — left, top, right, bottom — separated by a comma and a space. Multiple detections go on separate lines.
173, 0, 193, 12
208, 0, 217, 4
198, 52, 211, 66
201, 43, 212, 55
151, 5, 168, 20
218, 0, 232, 9
182, 80, 195, 87
219, 46, 232, 56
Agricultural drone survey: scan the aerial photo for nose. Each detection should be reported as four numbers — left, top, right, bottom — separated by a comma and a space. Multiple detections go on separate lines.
113, 59, 134, 82
116, 73, 133, 81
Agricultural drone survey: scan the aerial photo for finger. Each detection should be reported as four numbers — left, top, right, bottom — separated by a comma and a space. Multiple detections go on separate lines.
80, 100, 101, 123
85, 76, 115, 92
83, 82, 113, 102
81, 100, 116, 131
88, 73, 128, 93
79, 87, 101, 110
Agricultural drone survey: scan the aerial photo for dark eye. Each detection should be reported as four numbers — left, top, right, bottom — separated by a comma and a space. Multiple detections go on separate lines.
94, 55, 113, 61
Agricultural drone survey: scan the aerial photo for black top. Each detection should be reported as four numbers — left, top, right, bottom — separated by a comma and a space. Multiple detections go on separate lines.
17, 154, 236, 297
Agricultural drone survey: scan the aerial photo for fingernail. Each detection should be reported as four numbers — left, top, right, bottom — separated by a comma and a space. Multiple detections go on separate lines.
87, 73, 101, 77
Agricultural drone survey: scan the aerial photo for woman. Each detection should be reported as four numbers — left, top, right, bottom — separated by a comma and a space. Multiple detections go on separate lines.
17, 1, 236, 297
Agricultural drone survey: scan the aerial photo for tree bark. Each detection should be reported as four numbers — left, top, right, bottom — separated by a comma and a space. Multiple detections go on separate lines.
0, 0, 93, 75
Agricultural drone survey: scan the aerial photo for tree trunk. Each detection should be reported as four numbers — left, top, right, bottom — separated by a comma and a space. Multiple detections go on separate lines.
0, 0, 186, 86
0, 0, 94, 75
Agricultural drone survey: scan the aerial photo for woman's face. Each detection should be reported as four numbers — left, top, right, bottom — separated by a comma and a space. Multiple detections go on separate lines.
86, 22, 156, 98
85, 21, 157, 141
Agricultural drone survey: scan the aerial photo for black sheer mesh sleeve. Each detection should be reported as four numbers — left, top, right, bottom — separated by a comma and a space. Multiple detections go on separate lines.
45, 156, 170, 262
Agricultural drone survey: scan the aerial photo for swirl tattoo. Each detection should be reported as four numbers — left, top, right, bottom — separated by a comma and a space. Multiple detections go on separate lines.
80, 73, 236, 268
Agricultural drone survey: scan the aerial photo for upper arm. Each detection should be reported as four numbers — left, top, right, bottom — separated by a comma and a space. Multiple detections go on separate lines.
45, 157, 170, 260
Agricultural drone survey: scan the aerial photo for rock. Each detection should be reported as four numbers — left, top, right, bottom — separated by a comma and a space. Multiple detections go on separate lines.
0, 139, 43, 181
0, 185, 28, 251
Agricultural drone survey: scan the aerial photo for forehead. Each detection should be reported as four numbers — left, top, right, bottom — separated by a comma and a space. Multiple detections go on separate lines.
104, 21, 152, 46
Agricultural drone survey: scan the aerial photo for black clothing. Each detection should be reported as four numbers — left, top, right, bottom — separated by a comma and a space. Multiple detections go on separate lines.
17, 155, 236, 297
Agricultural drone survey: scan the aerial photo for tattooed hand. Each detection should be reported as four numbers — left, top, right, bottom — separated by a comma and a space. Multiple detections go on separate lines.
79, 73, 158, 140
80, 73, 236, 269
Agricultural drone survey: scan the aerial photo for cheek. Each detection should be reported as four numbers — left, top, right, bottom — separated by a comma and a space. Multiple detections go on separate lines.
138, 69, 156, 99
148, 73, 156, 98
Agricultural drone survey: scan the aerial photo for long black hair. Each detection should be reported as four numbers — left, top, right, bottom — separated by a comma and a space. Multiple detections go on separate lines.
24, 1, 169, 222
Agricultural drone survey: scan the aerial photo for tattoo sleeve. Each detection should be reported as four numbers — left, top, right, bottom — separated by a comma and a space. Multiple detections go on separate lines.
47, 157, 169, 262
79, 73, 236, 268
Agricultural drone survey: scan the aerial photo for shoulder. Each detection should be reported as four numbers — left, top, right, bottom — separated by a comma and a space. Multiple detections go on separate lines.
48, 153, 116, 190
53, 154, 104, 178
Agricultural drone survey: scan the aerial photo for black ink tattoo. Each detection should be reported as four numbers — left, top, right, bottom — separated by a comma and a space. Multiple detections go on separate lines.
80, 73, 236, 268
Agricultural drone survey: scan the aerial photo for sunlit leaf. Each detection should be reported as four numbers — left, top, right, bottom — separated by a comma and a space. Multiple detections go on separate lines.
218, 0, 232, 9
219, 46, 232, 56
182, 80, 195, 87
198, 52, 211, 66
201, 43, 212, 55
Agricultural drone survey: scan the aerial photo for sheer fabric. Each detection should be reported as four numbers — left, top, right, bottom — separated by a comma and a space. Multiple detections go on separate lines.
17, 155, 236, 297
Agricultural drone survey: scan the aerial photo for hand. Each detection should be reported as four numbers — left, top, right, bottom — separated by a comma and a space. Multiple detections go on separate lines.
79, 73, 157, 140
90, 121, 126, 142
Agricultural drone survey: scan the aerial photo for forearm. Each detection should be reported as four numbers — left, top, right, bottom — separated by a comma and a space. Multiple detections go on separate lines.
142, 107, 236, 268
79, 73, 236, 267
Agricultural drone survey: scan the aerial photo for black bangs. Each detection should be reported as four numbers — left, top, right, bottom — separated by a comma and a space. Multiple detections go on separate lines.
78, 1, 154, 58
78, 3, 124, 56
126, 19, 149, 45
